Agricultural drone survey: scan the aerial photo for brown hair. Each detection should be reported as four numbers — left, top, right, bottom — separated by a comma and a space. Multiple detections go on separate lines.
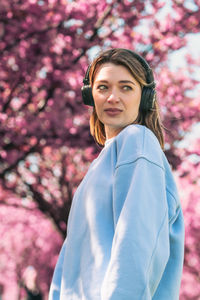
89, 48, 164, 149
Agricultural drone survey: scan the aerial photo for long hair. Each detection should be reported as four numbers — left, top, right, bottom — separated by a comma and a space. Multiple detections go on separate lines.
89, 48, 165, 149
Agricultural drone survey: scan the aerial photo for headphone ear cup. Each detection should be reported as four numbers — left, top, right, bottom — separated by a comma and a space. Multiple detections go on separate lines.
140, 87, 155, 112
81, 85, 94, 106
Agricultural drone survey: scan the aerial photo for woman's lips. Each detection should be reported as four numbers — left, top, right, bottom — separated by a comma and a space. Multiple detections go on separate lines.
104, 108, 122, 116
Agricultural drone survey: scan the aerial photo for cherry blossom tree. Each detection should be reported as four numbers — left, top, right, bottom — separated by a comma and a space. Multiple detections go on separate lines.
0, 189, 63, 299
0, 0, 200, 299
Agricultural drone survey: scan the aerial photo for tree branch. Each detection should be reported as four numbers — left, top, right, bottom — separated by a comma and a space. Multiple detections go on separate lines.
0, 143, 40, 178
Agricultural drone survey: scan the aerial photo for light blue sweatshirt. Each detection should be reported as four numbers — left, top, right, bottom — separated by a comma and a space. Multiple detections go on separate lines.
49, 124, 184, 300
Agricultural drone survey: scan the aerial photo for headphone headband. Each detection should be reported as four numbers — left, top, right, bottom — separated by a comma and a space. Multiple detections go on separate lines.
83, 66, 90, 85
125, 49, 154, 86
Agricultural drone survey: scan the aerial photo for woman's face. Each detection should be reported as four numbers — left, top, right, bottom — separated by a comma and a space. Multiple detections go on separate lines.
92, 63, 142, 139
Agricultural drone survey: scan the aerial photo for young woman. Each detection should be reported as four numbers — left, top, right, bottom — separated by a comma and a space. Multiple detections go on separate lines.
49, 48, 184, 300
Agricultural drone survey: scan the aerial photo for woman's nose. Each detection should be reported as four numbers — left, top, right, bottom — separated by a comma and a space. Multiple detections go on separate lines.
107, 88, 120, 103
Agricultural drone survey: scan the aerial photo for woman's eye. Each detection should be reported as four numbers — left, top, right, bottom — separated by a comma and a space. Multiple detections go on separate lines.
122, 85, 132, 91
97, 85, 107, 90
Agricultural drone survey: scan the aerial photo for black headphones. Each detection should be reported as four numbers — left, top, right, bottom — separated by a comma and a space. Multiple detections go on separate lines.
81, 49, 156, 112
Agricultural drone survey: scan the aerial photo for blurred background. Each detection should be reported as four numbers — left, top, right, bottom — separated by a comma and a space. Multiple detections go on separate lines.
0, 0, 200, 299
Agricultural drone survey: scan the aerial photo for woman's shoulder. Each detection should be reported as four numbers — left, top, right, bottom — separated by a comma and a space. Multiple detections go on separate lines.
114, 124, 164, 168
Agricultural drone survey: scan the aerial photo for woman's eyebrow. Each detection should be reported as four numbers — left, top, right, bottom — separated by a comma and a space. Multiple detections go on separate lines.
119, 80, 135, 85
94, 80, 135, 85
94, 80, 109, 84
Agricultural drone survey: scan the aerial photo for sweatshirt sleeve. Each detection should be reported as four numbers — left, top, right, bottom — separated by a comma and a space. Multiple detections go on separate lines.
101, 157, 170, 300
48, 239, 67, 300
